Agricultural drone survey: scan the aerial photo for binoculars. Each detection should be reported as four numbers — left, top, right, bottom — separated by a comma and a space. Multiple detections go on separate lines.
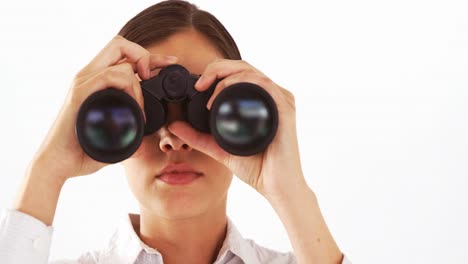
76, 64, 278, 163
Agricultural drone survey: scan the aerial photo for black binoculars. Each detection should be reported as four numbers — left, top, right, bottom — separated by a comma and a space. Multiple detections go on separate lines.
76, 64, 278, 163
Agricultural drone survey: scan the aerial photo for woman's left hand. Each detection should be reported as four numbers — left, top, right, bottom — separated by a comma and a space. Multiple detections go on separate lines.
168, 59, 307, 201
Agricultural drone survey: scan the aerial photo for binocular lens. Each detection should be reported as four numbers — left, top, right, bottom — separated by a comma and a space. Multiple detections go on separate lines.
83, 106, 138, 150
211, 83, 278, 156
215, 99, 270, 145
76, 89, 144, 163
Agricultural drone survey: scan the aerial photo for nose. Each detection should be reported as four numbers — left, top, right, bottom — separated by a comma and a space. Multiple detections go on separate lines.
159, 127, 192, 152
158, 103, 192, 153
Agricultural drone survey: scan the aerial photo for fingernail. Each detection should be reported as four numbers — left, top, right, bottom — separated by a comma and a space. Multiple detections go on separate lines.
165, 56, 178, 63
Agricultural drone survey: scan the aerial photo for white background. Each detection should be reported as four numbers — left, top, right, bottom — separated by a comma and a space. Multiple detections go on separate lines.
0, 0, 467, 263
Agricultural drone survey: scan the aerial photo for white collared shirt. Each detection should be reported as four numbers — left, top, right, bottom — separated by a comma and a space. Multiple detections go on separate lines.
0, 209, 352, 264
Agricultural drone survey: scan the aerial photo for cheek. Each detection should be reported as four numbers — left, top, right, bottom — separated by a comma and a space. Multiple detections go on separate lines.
121, 141, 161, 197
204, 162, 233, 195
122, 159, 146, 196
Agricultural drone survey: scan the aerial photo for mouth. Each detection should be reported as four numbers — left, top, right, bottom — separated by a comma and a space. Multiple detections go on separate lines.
156, 163, 204, 185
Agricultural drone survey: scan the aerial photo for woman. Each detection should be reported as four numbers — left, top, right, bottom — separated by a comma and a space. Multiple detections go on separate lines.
0, 1, 351, 263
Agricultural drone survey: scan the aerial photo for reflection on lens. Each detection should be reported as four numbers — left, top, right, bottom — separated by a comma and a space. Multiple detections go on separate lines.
215, 99, 270, 145
84, 106, 137, 151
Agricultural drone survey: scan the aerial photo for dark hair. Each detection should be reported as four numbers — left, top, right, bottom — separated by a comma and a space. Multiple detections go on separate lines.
118, 0, 241, 60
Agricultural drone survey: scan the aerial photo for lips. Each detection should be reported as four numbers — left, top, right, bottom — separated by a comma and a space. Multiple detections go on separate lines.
156, 163, 203, 185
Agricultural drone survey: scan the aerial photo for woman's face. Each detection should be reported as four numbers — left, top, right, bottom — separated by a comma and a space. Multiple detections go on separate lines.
121, 29, 233, 219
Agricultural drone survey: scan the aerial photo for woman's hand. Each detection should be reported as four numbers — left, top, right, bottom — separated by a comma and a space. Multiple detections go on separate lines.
168, 59, 345, 264
13, 36, 177, 225
32, 35, 178, 182
167, 59, 307, 201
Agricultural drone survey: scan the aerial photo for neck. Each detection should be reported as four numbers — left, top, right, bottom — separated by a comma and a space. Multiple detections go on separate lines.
137, 200, 228, 264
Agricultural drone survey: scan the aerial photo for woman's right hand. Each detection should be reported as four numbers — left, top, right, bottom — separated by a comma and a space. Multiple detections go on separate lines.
13, 36, 177, 226
31, 35, 178, 182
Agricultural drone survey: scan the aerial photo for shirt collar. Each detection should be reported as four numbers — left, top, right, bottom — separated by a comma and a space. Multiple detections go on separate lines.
104, 213, 256, 264
103, 213, 162, 263
214, 217, 255, 263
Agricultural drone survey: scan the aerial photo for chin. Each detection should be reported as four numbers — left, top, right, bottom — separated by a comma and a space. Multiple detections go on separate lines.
151, 192, 209, 220
159, 204, 208, 220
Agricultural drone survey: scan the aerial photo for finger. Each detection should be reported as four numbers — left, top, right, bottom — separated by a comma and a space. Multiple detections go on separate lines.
194, 59, 261, 92
149, 54, 178, 70
130, 70, 146, 123
104, 63, 147, 122
78, 35, 150, 78
73, 60, 137, 89
117, 54, 178, 80
112, 54, 179, 81
108, 62, 147, 122
78, 36, 177, 81
205, 71, 283, 110
72, 64, 138, 108
168, 121, 229, 163
115, 57, 138, 72
147, 54, 178, 79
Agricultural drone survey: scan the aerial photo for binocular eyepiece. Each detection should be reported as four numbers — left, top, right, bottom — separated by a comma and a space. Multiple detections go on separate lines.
76, 64, 278, 163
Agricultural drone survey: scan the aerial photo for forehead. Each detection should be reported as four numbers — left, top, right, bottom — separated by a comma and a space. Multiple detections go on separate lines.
146, 28, 224, 75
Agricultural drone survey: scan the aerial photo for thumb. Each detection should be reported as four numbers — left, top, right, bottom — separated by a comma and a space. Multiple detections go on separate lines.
168, 121, 229, 162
